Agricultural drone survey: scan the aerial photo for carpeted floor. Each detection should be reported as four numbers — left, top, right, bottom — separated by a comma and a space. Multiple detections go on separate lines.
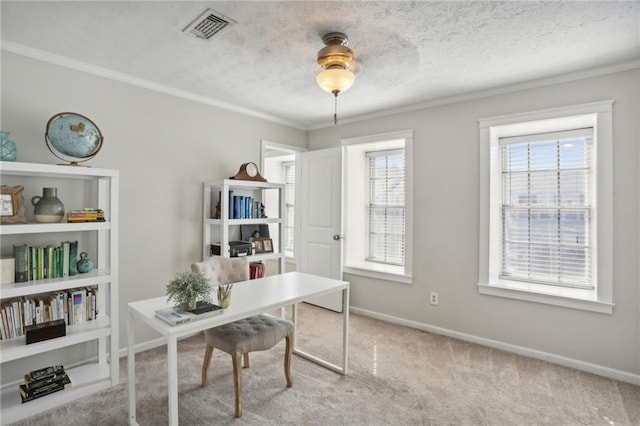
13, 304, 640, 425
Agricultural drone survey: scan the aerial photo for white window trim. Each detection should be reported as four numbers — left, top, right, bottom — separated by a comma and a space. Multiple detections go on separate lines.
260, 139, 307, 263
341, 130, 414, 284
478, 101, 614, 314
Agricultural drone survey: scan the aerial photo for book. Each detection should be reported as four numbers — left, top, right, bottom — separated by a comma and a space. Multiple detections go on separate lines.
20, 373, 71, 403
13, 244, 28, 282
71, 289, 85, 325
68, 241, 78, 276
233, 195, 242, 219
26, 365, 65, 382
61, 241, 70, 277
154, 301, 223, 326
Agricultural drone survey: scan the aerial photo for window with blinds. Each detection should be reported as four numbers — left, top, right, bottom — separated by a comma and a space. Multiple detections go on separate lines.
282, 161, 295, 254
367, 149, 406, 266
499, 128, 594, 289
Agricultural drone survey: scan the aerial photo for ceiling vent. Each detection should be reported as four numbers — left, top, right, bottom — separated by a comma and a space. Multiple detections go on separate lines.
182, 8, 236, 40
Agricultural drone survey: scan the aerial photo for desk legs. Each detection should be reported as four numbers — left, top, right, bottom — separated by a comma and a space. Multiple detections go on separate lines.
127, 312, 178, 425
167, 336, 179, 425
127, 309, 139, 425
342, 286, 350, 374
292, 286, 349, 375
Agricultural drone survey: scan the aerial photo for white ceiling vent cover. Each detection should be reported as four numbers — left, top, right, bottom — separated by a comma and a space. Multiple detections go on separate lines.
182, 8, 236, 40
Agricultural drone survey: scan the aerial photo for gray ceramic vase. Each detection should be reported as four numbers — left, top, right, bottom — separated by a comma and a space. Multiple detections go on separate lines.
31, 187, 65, 223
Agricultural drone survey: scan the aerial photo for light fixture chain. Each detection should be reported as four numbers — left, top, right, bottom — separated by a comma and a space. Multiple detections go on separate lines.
334, 93, 338, 125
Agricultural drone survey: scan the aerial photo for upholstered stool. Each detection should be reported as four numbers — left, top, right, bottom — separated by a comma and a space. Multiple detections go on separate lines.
202, 314, 294, 417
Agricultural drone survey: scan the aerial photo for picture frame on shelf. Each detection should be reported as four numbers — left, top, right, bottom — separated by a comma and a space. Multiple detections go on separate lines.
241, 224, 270, 242
0, 185, 27, 224
254, 237, 273, 254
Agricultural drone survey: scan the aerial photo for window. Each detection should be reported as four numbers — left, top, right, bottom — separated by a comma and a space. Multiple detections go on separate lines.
342, 130, 413, 284
478, 101, 614, 314
500, 129, 593, 289
282, 161, 295, 255
367, 149, 405, 266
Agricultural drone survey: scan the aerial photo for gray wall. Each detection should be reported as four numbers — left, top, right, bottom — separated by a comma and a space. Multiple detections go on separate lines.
0, 51, 306, 365
2, 49, 638, 380
308, 69, 640, 376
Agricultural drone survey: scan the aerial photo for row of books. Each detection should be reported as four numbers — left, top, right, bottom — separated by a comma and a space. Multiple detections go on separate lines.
13, 241, 79, 283
0, 287, 98, 340
20, 365, 72, 403
249, 261, 266, 279
66, 208, 105, 223
227, 191, 264, 219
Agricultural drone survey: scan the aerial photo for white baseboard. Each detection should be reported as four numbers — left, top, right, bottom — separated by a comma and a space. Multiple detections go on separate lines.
118, 332, 202, 359
349, 306, 640, 386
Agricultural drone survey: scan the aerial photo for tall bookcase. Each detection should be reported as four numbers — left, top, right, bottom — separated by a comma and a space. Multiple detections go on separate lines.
202, 179, 285, 273
0, 162, 119, 425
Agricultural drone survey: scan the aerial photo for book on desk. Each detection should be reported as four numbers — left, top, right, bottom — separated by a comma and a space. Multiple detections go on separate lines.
154, 301, 224, 326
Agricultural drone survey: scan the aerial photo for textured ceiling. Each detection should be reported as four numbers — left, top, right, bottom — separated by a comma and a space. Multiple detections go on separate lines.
1, 1, 639, 129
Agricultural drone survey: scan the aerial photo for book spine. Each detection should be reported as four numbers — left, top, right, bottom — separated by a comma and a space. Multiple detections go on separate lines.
68, 241, 78, 276
72, 289, 84, 325
27, 365, 65, 382
62, 242, 70, 277
233, 195, 241, 219
37, 246, 43, 280
30, 246, 36, 281
1, 306, 11, 338
13, 244, 28, 282
0, 311, 5, 339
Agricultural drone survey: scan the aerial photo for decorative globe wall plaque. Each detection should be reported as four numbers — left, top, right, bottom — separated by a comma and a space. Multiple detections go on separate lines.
45, 112, 104, 166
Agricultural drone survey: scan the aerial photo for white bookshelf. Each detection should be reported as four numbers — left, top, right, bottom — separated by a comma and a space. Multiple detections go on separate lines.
0, 161, 119, 425
202, 179, 285, 274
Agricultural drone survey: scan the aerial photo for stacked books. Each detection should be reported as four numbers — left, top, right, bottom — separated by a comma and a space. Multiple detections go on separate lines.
19, 365, 72, 403
155, 301, 223, 326
66, 208, 105, 223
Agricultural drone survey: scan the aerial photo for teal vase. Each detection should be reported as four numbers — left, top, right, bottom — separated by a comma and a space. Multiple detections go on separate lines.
77, 252, 94, 273
0, 130, 17, 161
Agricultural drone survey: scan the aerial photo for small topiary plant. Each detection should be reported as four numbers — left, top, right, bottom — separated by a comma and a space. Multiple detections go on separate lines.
166, 270, 212, 311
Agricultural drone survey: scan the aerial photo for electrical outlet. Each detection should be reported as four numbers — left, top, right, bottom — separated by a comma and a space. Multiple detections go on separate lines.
430, 292, 439, 306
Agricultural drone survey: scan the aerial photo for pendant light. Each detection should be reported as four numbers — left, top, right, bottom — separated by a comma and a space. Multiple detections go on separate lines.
316, 32, 360, 124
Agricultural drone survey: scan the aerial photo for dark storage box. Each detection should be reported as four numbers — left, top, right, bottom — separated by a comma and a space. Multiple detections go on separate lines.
26, 319, 66, 344
210, 241, 252, 257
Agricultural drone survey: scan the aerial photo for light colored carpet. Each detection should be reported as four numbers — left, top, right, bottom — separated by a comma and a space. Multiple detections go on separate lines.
13, 304, 640, 425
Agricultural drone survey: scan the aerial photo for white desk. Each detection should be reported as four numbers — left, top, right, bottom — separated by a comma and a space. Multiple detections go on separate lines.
127, 271, 349, 425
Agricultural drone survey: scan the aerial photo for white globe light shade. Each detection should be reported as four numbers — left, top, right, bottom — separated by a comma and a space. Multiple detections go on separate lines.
316, 68, 356, 94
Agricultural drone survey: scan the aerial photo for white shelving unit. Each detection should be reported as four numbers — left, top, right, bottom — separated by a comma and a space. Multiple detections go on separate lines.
0, 161, 119, 425
202, 179, 285, 273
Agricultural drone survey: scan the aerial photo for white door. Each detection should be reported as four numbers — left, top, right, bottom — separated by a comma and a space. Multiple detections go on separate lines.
296, 147, 343, 312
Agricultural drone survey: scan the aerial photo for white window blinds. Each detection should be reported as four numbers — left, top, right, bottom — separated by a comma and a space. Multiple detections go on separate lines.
367, 149, 405, 266
282, 162, 295, 253
499, 128, 594, 289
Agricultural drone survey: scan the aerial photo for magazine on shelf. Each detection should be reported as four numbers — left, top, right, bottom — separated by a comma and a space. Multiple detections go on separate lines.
154, 301, 224, 326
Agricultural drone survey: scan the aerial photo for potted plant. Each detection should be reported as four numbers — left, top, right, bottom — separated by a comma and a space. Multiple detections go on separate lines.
166, 270, 212, 311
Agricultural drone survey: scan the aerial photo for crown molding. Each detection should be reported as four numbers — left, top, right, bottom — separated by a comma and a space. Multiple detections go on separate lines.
0, 40, 306, 130
3, 40, 637, 132
309, 59, 640, 130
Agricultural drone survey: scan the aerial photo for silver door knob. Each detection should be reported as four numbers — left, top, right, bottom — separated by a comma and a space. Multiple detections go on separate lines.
333, 234, 342, 241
